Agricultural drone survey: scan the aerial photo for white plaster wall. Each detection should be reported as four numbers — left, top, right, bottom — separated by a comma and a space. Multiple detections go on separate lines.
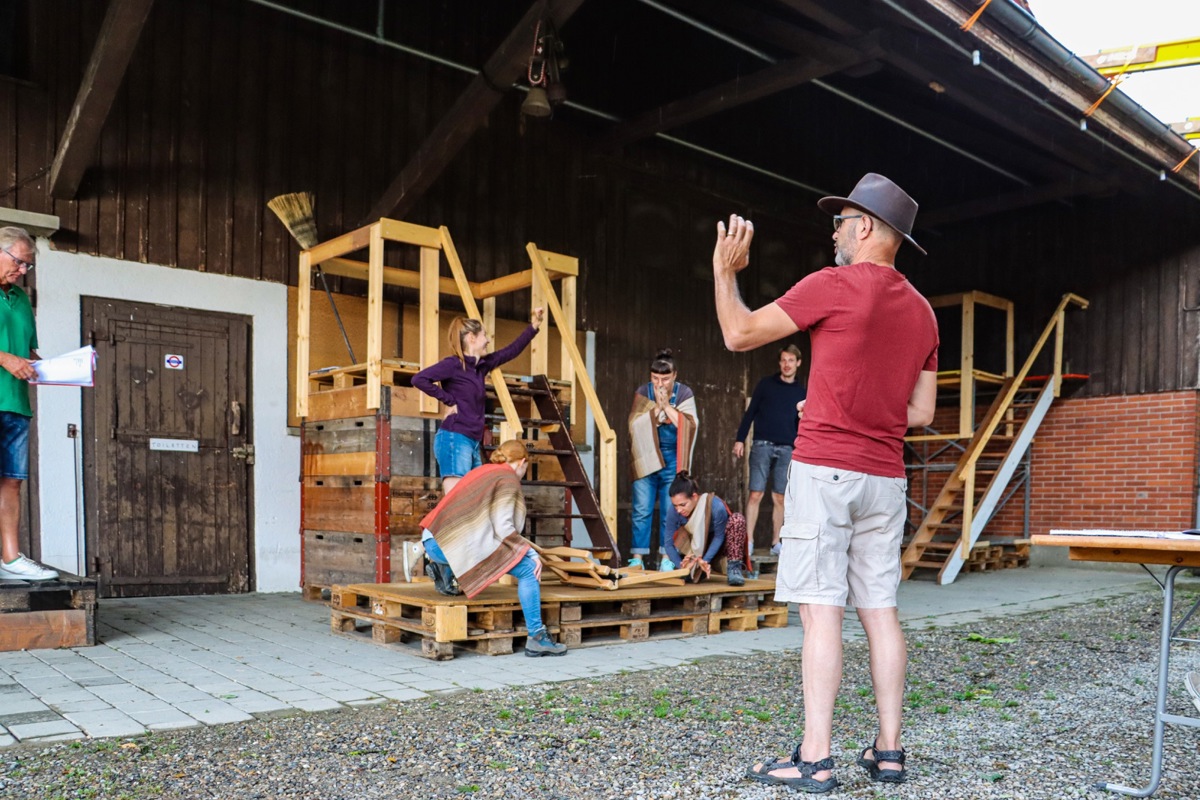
33, 246, 300, 592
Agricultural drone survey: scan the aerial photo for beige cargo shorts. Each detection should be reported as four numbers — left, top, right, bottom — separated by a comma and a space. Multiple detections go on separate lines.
775, 460, 908, 609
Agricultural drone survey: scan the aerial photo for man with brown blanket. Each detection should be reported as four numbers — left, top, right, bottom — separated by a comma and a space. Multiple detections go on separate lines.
420, 440, 566, 657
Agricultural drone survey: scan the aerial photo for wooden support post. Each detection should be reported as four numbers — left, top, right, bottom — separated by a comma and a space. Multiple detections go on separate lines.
959, 294, 975, 439
530, 266, 549, 377
1053, 310, 1066, 398
482, 297, 496, 347
366, 223, 385, 411
419, 246, 441, 415
960, 461, 975, 560
296, 250, 313, 418
560, 275, 577, 425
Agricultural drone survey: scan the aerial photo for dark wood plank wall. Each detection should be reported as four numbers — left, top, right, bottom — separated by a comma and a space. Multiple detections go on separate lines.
2, 0, 1198, 548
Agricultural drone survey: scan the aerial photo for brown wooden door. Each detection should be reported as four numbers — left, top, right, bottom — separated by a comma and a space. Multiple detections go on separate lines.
82, 298, 253, 597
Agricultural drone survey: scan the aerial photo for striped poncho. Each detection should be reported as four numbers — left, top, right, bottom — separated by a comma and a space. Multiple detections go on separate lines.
419, 464, 529, 599
628, 382, 698, 481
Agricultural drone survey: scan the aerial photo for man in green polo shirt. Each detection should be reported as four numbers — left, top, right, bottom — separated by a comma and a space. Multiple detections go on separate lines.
0, 227, 56, 580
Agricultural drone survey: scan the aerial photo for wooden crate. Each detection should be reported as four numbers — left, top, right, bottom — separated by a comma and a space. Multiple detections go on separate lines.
0, 572, 98, 650
302, 414, 437, 478
303, 476, 441, 536
302, 531, 426, 598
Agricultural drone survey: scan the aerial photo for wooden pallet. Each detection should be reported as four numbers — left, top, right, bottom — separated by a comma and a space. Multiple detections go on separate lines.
749, 553, 779, 577
329, 575, 781, 660
0, 572, 98, 651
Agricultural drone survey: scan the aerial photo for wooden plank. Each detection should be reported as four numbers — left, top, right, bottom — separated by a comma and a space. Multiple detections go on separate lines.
301, 451, 375, 476
0, 609, 91, 651
419, 246, 440, 415
434, 605, 468, 642
530, 266, 548, 376
959, 293, 974, 438
559, 274, 577, 424
362, 0, 589, 222
49, 0, 156, 198
366, 223, 385, 411
296, 250, 312, 418
377, 217, 445, 249
319, 257, 465, 295
305, 224, 373, 267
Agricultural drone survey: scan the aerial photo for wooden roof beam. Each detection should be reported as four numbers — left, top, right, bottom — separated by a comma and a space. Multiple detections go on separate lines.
362, 0, 587, 225
49, 0, 155, 199
595, 33, 883, 151
921, 175, 1114, 228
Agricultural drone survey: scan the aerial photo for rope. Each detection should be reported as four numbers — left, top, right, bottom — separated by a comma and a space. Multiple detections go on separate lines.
1171, 147, 1197, 173
1083, 47, 1138, 117
960, 0, 993, 32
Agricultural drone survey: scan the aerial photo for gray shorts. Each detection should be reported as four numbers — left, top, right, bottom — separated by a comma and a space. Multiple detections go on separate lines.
775, 460, 908, 609
748, 441, 792, 494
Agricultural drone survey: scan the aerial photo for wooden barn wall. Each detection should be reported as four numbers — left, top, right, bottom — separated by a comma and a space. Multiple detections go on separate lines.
905, 197, 1200, 398
4, 0, 1199, 551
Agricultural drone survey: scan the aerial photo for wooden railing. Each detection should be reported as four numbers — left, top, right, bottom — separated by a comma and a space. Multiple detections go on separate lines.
527, 243, 618, 537
952, 292, 1088, 557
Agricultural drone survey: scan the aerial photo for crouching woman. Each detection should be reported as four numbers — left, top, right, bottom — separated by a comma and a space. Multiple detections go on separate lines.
419, 440, 567, 657
662, 472, 751, 586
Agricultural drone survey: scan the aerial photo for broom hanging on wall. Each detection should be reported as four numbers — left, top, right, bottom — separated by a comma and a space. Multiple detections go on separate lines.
267, 192, 357, 364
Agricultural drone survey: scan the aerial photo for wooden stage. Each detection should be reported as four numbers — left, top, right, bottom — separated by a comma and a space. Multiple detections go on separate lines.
330, 575, 785, 660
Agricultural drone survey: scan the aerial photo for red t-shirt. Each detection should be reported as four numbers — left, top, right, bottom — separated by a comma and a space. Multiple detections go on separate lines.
774, 262, 939, 478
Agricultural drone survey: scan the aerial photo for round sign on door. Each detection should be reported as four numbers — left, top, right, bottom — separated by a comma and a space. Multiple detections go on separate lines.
164, 354, 185, 370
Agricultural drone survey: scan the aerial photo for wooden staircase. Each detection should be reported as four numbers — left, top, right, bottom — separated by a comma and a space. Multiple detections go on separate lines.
902, 293, 1089, 585
485, 375, 617, 564
901, 378, 1050, 583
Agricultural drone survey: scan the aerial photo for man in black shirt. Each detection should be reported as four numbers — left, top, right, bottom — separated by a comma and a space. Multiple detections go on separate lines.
733, 345, 807, 555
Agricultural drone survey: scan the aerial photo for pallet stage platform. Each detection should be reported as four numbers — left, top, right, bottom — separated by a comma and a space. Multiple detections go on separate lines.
0, 572, 98, 651
330, 576, 785, 660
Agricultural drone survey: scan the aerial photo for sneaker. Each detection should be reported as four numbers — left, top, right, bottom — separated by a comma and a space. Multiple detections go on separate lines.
659, 557, 675, 572
770, 542, 782, 556
525, 627, 567, 657
627, 556, 644, 569
1186, 672, 1200, 714
0, 554, 58, 581
727, 561, 746, 587
425, 559, 462, 596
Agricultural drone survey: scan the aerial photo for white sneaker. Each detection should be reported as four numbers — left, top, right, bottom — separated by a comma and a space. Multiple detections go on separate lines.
0, 554, 58, 581
1185, 672, 1200, 714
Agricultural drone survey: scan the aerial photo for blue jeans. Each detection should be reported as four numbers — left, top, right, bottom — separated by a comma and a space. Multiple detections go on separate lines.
433, 429, 482, 479
0, 412, 30, 480
630, 450, 677, 556
422, 535, 544, 634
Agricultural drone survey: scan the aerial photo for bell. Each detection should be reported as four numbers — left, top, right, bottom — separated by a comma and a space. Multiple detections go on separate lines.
521, 87, 552, 118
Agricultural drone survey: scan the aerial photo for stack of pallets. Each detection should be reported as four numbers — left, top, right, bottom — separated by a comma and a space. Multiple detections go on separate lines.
329, 577, 787, 660
0, 572, 98, 651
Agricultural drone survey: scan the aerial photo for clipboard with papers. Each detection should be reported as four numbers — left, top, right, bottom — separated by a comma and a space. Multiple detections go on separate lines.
30, 346, 97, 387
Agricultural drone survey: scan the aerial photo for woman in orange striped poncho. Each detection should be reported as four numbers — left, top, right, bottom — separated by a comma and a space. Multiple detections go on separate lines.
419, 440, 567, 657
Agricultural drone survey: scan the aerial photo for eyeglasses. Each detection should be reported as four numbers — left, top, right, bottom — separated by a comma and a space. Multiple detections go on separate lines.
1, 248, 34, 272
832, 214, 864, 231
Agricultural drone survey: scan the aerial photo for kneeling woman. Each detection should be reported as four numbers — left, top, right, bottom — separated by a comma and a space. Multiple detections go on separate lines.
419, 440, 567, 657
662, 472, 751, 586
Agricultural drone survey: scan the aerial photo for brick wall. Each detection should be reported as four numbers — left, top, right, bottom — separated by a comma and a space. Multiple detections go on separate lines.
908, 391, 1200, 539
1023, 391, 1200, 533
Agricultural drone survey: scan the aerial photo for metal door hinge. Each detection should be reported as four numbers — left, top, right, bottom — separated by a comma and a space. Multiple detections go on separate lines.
231, 444, 255, 465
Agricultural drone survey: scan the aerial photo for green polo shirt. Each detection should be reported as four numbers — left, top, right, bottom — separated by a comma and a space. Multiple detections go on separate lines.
0, 285, 37, 417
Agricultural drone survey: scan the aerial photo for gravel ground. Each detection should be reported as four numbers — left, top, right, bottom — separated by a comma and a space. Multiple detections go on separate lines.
6, 589, 1200, 799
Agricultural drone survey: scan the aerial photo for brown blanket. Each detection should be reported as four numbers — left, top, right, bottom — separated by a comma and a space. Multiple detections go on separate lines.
628, 391, 698, 480
419, 463, 529, 599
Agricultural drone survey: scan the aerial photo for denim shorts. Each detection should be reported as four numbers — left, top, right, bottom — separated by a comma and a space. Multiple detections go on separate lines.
748, 440, 793, 494
0, 411, 30, 480
433, 429, 482, 479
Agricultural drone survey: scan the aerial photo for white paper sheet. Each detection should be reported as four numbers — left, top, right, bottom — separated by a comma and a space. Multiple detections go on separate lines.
30, 345, 97, 387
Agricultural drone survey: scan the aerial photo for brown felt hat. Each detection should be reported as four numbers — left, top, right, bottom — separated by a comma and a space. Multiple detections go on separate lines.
818, 173, 926, 255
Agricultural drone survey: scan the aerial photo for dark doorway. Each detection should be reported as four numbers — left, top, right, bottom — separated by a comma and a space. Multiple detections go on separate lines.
82, 298, 253, 597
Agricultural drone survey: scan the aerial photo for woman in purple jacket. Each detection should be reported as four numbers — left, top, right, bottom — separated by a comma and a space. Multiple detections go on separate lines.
412, 308, 544, 493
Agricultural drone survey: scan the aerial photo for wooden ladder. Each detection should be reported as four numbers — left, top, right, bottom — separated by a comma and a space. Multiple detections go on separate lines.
485, 375, 617, 565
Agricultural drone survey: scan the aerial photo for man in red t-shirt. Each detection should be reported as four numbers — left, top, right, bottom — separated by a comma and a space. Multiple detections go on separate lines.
714, 174, 938, 793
